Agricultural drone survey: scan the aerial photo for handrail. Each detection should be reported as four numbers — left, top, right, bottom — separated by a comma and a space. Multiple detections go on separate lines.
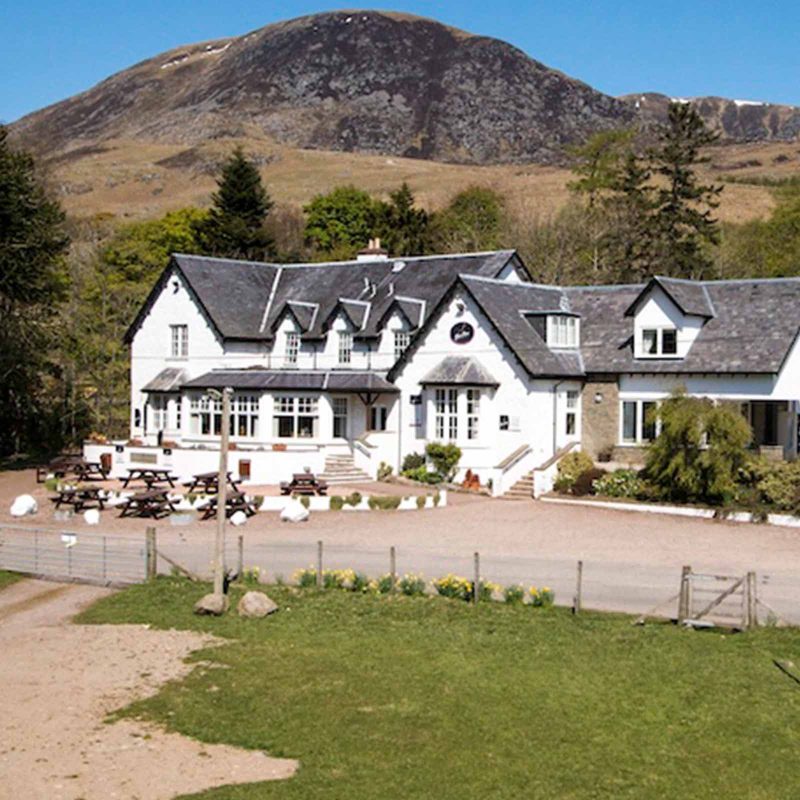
353, 439, 373, 459
495, 444, 532, 472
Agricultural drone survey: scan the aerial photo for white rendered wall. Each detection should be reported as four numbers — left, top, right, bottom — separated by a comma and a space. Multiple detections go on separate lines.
632, 285, 704, 359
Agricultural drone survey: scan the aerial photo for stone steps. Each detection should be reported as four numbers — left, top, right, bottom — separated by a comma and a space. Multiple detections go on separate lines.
320, 455, 371, 485
504, 472, 534, 499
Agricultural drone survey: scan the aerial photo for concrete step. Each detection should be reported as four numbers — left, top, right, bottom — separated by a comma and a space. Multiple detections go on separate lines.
505, 470, 534, 498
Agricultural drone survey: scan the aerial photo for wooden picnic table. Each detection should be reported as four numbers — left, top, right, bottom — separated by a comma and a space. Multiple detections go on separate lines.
50, 485, 106, 512
201, 490, 257, 520
118, 488, 177, 519
72, 461, 108, 481
122, 467, 177, 489
185, 471, 240, 495
36, 455, 88, 483
280, 473, 328, 496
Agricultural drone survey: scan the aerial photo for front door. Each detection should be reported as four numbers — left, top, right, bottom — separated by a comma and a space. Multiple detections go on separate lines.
333, 397, 349, 439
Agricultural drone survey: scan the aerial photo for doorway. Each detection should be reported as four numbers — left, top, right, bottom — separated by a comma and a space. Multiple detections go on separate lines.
333, 397, 349, 439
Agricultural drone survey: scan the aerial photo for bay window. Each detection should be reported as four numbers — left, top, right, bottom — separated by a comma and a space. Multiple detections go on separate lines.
274, 396, 319, 438
232, 395, 259, 438
466, 389, 480, 440
435, 388, 458, 441
432, 387, 483, 442
189, 394, 260, 438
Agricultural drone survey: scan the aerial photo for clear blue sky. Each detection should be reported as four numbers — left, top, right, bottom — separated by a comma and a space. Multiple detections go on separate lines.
3, 0, 799, 122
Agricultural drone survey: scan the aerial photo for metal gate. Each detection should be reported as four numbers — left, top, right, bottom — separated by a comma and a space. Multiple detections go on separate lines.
0, 526, 147, 585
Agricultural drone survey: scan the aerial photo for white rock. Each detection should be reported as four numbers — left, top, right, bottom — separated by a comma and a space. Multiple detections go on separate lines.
237, 591, 278, 618
83, 509, 100, 525
280, 498, 309, 523
10, 494, 37, 517
230, 510, 248, 526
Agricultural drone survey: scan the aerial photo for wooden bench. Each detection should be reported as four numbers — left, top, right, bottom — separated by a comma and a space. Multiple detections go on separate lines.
118, 489, 177, 519
50, 485, 106, 512
201, 490, 257, 520
185, 471, 240, 495
280, 473, 328, 496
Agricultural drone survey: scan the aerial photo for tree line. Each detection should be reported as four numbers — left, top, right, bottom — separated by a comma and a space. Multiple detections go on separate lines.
2, 100, 799, 457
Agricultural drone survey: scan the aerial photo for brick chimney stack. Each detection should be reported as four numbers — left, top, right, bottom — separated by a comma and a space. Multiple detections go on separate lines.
356, 237, 389, 261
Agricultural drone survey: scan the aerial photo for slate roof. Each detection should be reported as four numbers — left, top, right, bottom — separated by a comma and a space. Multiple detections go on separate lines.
421, 356, 499, 387
566, 277, 800, 374
182, 369, 399, 394
142, 368, 188, 392
127, 250, 521, 345
625, 276, 715, 318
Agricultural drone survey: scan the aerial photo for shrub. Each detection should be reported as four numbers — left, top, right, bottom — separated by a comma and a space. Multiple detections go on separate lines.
745, 458, 800, 512
44, 477, 59, 492
592, 469, 645, 499
368, 495, 402, 510
554, 450, 595, 493
345, 491, 362, 507
329, 495, 344, 511
432, 490, 441, 507
572, 467, 607, 496
252, 494, 264, 509
433, 574, 472, 601
374, 574, 395, 594
350, 571, 370, 592
402, 452, 425, 472
377, 461, 393, 481
293, 567, 318, 588
416, 495, 427, 509
645, 390, 752, 505
398, 573, 427, 596
425, 442, 462, 481
503, 584, 525, 604
297, 495, 310, 509
403, 465, 443, 484
323, 569, 347, 589
529, 585, 555, 607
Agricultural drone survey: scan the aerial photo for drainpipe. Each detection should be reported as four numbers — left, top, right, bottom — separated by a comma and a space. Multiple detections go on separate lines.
396, 389, 403, 473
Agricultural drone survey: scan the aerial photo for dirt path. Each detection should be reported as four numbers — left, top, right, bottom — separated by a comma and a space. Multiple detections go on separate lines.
0, 578, 296, 800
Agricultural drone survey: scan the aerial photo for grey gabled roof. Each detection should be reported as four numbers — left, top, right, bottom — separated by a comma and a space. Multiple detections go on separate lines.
126, 250, 521, 345
421, 356, 499, 387
142, 367, 188, 392
182, 369, 398, 394
566, 277, 800, 374
625, 276, 715, 318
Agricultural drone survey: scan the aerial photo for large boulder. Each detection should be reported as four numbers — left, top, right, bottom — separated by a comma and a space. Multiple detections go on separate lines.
237, 591, 278, 618
280, 498, 309, 523
230, 510, 248, 526
83, 509, 100, 525
10, 494, 37, 517
193, 592, 230, 616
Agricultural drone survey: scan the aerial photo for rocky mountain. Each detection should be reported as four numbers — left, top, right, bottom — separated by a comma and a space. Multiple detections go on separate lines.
622, 93, 800, 142
12, 11, 635, 166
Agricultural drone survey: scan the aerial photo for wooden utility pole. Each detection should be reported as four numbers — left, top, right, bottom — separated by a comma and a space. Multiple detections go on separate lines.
213, 387, 232, 598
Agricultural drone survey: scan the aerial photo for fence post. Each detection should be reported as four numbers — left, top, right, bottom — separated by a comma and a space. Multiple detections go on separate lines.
747, 571, 758, 629
573, 560, 583, 615
473, 551, 480, 604
678, 565, 691, 623
34, 531, 39, 574
390, 546, 397, 593
237, 535, 244, 576
316, 540, 323, 588
102, 536, 107, 582
145, 527, 157, 581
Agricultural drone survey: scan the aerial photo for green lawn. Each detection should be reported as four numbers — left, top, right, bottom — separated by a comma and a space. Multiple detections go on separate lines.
0, 570, 23, 591
77, 578, 800, 799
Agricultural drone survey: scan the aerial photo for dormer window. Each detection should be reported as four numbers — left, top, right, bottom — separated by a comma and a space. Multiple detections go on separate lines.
639, 327, 678, 358
338, 331, 353, 365
284, 331, 299, 366
546, 315, 579, 348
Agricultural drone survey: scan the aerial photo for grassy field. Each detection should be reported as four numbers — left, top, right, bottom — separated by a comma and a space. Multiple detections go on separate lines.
0, 570, 23, 591
78, 578, 800, 799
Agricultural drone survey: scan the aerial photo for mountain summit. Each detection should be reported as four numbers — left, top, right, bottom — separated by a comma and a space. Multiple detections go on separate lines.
13, 10, 634, 165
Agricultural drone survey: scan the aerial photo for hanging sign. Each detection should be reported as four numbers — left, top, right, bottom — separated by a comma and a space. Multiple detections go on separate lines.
450, 322, 474, 345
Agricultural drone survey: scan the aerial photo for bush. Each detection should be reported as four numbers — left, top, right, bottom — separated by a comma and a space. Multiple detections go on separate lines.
425, 442, 462, 481
572, 467, 607, 496
368, 495, 402, 510
345, 491, 362, 507
645, 391, 752, 505
374, 574, 394, 594
403, 465, 443, 484
554, 450, 595, 493
503, 584, 525, 604
294, 567, 318, 588
398, 574, 427, 596
329, 495, 344, 511
416, 495, 427, 509
241, 567, 261, 586
402, 452, 426, 472
433, 574, 472, 601
529, 585, 555, 607
253, 494, 264, 509
350, 571, 370, 592
296, 495, 310, 508
592, 469, 645, 499
377, 461, 393, 481
744, 458, 800, 512
44, 477, 59, 492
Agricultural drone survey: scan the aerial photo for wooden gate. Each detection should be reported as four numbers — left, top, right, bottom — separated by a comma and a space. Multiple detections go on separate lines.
677, 566, 757, 629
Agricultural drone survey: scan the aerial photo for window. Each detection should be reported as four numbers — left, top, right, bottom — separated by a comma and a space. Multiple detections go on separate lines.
174, 398, 182, 432
621, 399, 661, 444
639, 328, 678, 357
393, 330, 411, 360
150, 395, 167, 430
499, 414, 520, 432
190, 395, 222, 436
333, 398, 348, 438
466, 389, 480, 440
338, 331, 353, 365
170, 325, 188, 358
547, 315, 579, 348
369, 405, 388, 432
231, 395, 259, 438
274, 396, 318, 438
284, 332, 300, 366
434, 388, 458, 441
565, 390, 578, 437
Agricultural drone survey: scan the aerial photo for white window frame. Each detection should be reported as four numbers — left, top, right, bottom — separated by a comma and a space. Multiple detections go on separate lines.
338, 331, 353, 365
149, 394, 168, 430
547, 315, 579, 348
620, 399, 661, 445
231, 394, 260, 439
190, 394, 222, 436
565, 390, 579, 437
434, 388, 458, 441
636, 326, 679, 358
369, 404, 389, 432
393, 330, 411, 360
273, 395, 319, 439
466, 389, 480, 441
284, 331, 300, 367
170, 324, 188, 359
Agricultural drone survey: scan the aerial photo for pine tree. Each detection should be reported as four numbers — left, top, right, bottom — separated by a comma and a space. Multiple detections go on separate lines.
0, 126, 70, 455
648, 102, 722, 279
193, 148, 275, 260
567, 129, 636, 209
377, 183, 429, 256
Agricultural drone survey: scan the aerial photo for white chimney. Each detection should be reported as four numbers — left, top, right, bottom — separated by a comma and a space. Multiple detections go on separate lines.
356, 237, 389, 262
